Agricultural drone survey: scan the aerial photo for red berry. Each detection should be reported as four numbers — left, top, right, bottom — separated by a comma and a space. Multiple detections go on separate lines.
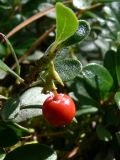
42, 93, 76, 126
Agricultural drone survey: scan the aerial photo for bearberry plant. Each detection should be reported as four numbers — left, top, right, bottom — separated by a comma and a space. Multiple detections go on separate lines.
0, 0, 120, 160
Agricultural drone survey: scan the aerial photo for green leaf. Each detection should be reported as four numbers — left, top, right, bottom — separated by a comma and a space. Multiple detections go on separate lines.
0, 33, 20, 75
104, 50, 118, 89
14, 87, 52, 122
9, 123, 33, 136
82, 63, 113, 99
4, 143, 57, 160
0, 5, 11, 10
116, 46, 120, 86
55, 2, 78, 44
96, 125, 112, 142
0, 98, 20, 122
61, 20, 90, 47
6, 38, 21, 76
0, 122, 20, 147
0, 148, 6, 160
73, 0, 93, 9
0, 60, 24, 82
76, 105, 98, 116
55, 59, 81, 81
104, 50, 118, 90
0, 122, 31, 148
114, 91, 120, 109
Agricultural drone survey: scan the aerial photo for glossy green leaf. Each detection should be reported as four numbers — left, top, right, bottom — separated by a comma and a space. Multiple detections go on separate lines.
4, 143, 57, 160
14, 87, 52, 122
0, 122, 20, 147
0, 148, 6, 160
0, 5, 11, 10
55, 48, 69, 60
14, 108, 42, 123
82, 63, 113, 99
96, 125, 112, 142
0, 60, 24, 82
116, 46, 120, 86
104, 50, 118, 90
9, 123, 33, 136
73, 0, 93, 9
0, 98, 20, 122
0, 122, 31, 148
114, 91, 120, 109
55, 59, 81, 81
61, 20, 90, 47
104, 50, 117, 81
76, 105, 98, 116
55, 2, 78, 44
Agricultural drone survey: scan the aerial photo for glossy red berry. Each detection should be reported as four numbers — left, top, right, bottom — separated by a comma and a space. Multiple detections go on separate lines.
42, 93, 76, 126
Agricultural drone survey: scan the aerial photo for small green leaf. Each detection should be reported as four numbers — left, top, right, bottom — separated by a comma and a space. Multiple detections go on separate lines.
0, 148, 6, 160
76, 105, 98, 116
0, 122, 20, 147
0, 33, 20, 75
0, 5, 11, 10
116, 46, 120, 86
14, 87, 52, 122
104, 50, 118, 91
4, 143, 57, 160
55, 2, 78, 44
114, 91, 120, 109
0, 60, 24, 82
14, 108, 42, 123
82, 63, 113, 99
55, 59, 81, 81
19, 87, 50, 107
10, 123, 33, 136
96, 125, 112, 142
6, 38, 21, 76
61, 20, 90, 47
104, 50, 118, 88
0, 122, 31, 148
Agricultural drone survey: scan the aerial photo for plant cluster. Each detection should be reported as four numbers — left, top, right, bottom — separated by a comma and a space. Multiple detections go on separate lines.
0, 0, 120, 159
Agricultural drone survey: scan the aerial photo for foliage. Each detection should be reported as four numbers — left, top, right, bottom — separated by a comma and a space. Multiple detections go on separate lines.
0, 0, 120, 159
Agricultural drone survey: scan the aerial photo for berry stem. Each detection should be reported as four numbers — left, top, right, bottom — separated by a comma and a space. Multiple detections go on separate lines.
53, 89, 58, 99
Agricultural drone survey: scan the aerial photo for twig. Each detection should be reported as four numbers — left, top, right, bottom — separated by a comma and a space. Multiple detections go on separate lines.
11, 25, 55, 70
